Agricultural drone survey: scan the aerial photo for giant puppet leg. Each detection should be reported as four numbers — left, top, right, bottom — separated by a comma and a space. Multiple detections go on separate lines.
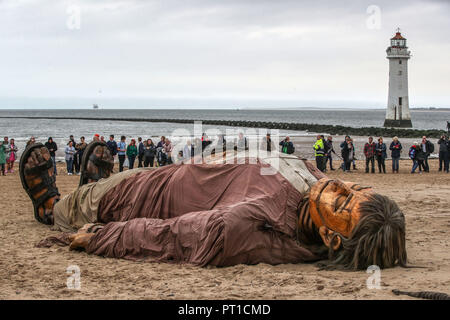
52, 167, 155, 232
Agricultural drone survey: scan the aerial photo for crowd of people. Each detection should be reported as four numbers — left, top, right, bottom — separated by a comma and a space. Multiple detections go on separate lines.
313, 134, 450, 174
1, 132, 449, 176
105, 134, 175, 172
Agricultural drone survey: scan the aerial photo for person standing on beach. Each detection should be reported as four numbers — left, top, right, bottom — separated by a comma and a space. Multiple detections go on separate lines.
92, 134, 100, 142
375, 137, 387, 174
45, 137, 58, 175
324, 136, 336, 171
389, 137, 402, 173
409, 143, 419, 174
216, 134, 227, 154
6, 138, 18, 173
3, 137, 9, 152
26, 136, 36, 147
183, 140, 192, 162
157, 136, 165, 149
437, 135, 449, 173
349, 138, 357, 170
340, 136, 350, 171
65, 141, 76, 175
279, 136, 295, 155
313, 135, 325, 172
75, 137, 87, 175
156, 136, 167, 166
348, 138, 355, 171
117, 136, 127, 172
236, 132, 248, 152
137, 137, 144, 168
126, 139, 138, 170
260, 133, 275, 153
191, 138, 202, 159
67, 135, 76, 173
164, 137, 173, 165
144, 139, 156, 167
421, 136, 434, 173
0, 139, 6, 176
106, 135, 118, 169
201, 133, 212, 152
364, 137, 376, 174
410, 142, 426, 174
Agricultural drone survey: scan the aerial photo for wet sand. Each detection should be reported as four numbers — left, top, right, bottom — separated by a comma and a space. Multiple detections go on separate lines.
0, 153, 449, 299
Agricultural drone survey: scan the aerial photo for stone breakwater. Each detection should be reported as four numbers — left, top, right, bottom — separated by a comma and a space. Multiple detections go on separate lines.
0, 116, 446, 138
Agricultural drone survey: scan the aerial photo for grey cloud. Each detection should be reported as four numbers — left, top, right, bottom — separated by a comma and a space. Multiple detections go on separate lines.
0, 0, 449, 108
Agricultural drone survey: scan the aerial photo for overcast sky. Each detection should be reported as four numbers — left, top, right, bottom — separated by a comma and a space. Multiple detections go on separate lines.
1, 0, 449, 109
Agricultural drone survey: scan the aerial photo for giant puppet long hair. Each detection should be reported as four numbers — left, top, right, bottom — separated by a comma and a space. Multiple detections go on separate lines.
318, 193, 408, 270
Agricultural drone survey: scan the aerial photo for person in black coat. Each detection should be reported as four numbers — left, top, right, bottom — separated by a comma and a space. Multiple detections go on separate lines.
340, 136, 352, 172
106, 135, 118, 170
143, 139, 157, 167
138, 137, 145, 168
420, 136, 434, 173
438, 135, 449, 173
375, 137, 387, 174
45, 137, 58, 175
324, 136, 336, 171
389, 137, 402, 173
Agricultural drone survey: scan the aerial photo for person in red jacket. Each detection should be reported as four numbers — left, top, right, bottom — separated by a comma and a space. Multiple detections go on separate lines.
364, 136, 377, 174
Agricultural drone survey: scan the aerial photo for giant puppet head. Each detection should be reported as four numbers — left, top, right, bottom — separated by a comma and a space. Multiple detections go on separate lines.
308, 178, 407, 270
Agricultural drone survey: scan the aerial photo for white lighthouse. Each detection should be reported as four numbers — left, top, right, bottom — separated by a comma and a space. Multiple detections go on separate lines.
384, 29, 412, 128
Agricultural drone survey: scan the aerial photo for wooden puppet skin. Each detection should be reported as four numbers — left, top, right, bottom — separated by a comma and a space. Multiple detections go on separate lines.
308, 178, 374, 239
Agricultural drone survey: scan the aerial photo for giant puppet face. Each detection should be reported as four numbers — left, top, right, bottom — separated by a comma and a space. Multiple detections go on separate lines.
308, 178, 374, 249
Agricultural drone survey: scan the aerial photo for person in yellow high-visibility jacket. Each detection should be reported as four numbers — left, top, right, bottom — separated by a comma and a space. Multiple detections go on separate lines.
313, 135, 326, 172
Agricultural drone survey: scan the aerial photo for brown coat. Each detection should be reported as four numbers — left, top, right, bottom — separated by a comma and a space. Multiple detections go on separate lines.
86, 162, 323, 266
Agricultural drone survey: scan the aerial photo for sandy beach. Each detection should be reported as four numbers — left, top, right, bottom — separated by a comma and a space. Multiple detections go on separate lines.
1, 143, 449, 300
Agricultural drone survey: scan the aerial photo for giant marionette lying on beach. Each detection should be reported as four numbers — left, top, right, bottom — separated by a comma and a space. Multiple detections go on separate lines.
20, 141, 407, 270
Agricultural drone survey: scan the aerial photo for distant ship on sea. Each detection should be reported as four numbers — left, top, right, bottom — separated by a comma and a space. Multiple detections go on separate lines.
93, 104, 99, 109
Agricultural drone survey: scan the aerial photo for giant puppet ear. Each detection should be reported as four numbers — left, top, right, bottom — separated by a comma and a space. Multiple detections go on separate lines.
319, 226, 342, 250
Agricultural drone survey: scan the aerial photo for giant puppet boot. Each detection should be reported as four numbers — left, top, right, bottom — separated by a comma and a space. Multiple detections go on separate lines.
20, 144, 60, 225
79, 141, 114, 187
